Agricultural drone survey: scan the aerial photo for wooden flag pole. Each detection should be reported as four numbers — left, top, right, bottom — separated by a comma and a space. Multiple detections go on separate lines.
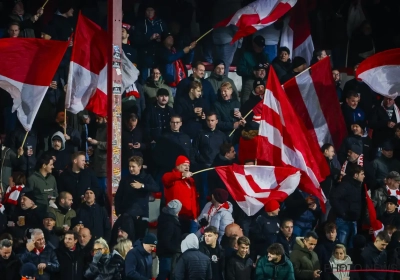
196, 28, 213, 43
64, 108, 67, 135
228, 109, 253, 137
42, 0, 50, 8
18, 131, 29, 158
192, 167, 215, 176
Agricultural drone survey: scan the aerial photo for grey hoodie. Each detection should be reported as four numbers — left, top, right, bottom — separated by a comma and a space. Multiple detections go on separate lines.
181, 233, 199, 253
51, 131, 66, 151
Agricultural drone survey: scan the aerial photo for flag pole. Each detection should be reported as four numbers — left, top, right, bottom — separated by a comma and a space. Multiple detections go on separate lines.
196, 28, 213, 43
63, 108, 67, 135
18, 131, 29, 158
228, 109, 253, 137
42, 0, 50, 8
191, 167, 215, 176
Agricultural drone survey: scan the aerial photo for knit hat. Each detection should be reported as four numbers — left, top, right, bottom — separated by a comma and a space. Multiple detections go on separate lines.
385, 196, 399, 206
70, 217, 84, 228
161, 31, 173, 42
21, 191, 36, 204
156, 88, 169, 97
253, 78, 265, 91
43, 212, 56, 221
253, 35, 265, 48
213, 189, 229, 204
20, 263, 37, 277
175, 155, 190, 167
291, 56, 307, 69
122, 23, 131, 31
181, 233, 199, 253
213, 59, 225, 69
59, 1, 74, 14
167, 199, 182, 215
382, 140, 394, 151
253, 63, 268, 71
349, 143, 363, 155
351, 120, 367, 132
387, 171, 400, 181
143, 233, 158, 245
264, 200, 280, 212
84, 186, 97, 197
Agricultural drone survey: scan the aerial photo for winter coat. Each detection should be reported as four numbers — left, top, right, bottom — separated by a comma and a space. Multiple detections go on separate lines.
9, 14, 35, 38
256, 254, 295, 280
338, 134, 372, 164
85, 251, 125, 280
341, 103, 366, 134
369, 105, 399, 148
320, 157, 340, 198
122, 43, 138, 64
272, 57, 292, 82
143, 102, 175, 142
157, 207, 182, 257
121, 124, 146, 167
373, 185, 391, 218
0, 252, 21, 280
162, 169, 199, 220
55, 244, 85, 280
237, 51, 269, 80
199, 241, 225, 280
115, 171, 159, 217
27, 171, 58, 208
276, 231, 297, 257
314, 237, 340, 279
93, 123, 107, 177
48, 203, 76, 234
378, 211, 400, 228
174, 248, 212, 280
197, 202, 234, 242
372, 155, 400, 185
226, 254, 253, 280
193, 128, 229, 166
213, 96, 242, 135
206, 72, 239, 100
329, 255, 352, 280
387, 242, 400, 280
249, 213, 280, 258
42, 228, 60, 249
240, 92, 264, 126
1, 146, 23, 191
290, 237, 320, 280
176, 76, 217, 109
76, 203, 111, 241
20, 245, 60, 280
125, 239, 153, 280
143, 79, 174, 107
48, 132, 70, 181
360, 243, 387, 280
8, 128, 37, 177
48, 124, 81, 154
9, 206, 46, 239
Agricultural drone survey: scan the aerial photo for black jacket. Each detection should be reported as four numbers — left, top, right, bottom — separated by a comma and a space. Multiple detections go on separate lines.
8, 127, 37, 177
379, 211, 400, 227
338, 134, 372, 164
314, 237, 340, 280
225, 253, 253, 280
343, 79, 377, 117
42, 228, 60, 249
9, 206, 46, 240
330, 176, 363, 221
85, 251, 125, 280
193, 128, 229, 166
199, 242, 225, 280
121, 125, 146, 167
213, 97, 242, 135
157, 208, 182, 257
115, 171, 159, 217
249, 213, 280, 259
143, 102, 175, 142
272, 57, 292, 82
76, 203, 111, 242
360, 243, 387, 280
369, 104, 399, 148
55, 244, 85, 280
48, 124, 81, 155
125, 239, 153, 280
320, 157, 340, 198
174, 248, 212, 280
0, 252, 21, 280
240, 92, 263, 126
276, 231, 297, 257
20, 244, 60, 280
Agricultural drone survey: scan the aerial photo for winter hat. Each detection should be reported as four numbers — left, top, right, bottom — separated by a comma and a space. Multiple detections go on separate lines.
175, 155, 190, 167
387, 171, 400, 181
385, 196, 399, 206
167, 199, 182, 215
21, 191, 36, 204
213, 59, 225, 69
253, 78, 265, 90
351, 120, 367, 132
350, 143, 363, 155
382, 140, 394, 151
84, 186, 97, 197
181, 233, 199, 253
156, 88, 170, 97
264, 200, 280, 212
253, 35, 265, 48
213, 189, 229, 204
253, 63, 268, 71
59, 1, 74, 14
291, 56, 307, 69
43, 212, 56, 221
70, 217, 84, 228
20, 263, 37, 277
143, 233, 158, 245
161, 31, 173, 42
122, 23, 131, 31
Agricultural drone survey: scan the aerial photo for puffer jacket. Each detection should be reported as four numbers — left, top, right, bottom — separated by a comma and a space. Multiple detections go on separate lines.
20, 244, 60, 280
249, 213, 280, 259
290, 237, 320, 280
256, 254, 295, 280
329, 255, 352, 280
48, 202, 76, 234
85, 251, 125, 280
143, 78, 174, 107
55, 244, 85, 280
125, 240, 153, 280
226, 253, 253, 280
174, 243, 212, 280
197, 201, 234, 242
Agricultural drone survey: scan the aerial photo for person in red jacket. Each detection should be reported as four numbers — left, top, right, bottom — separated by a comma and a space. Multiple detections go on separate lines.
162, 155, 199, 233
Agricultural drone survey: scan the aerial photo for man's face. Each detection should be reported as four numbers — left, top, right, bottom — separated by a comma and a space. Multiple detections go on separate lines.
279, 51, 289, 62
152, 69, 161, 81
204, 232, 218, 246
237, 243, 249, 257
52, 139, 62, 150
346, 96, 359, 109
61, 194, 73, 209
267, 252, 280, 262
122, 28, 129, 40
34, 234, 45, 249
317, 50, 327, 60
21, 196, 34, 210
374, 238, 388, 251
0, 246, 12, 259
304, 237, 318, 251
143, 243, 156, 254
129, 162, 141, 175
177, 163, 190, 173
8, 25, 20, 38
74, 155, 86, 170
386, 178, 400, 189
351, 124, 363, 136
170, 118, 182, 132
254, 69, 266, 79
354, 171, 365, 182
281, 221, 294, 238
84, 190, 95, 204
193, 65, 205, 79
225, 147, 236, 160
126, 118, 138, 131
383, 97, 395, 108
326, 229, 337, 241
43, 218, 55, 230
382, 149, 394, 158
214, 65, 225, 75
145, 7, 155, 19
395, 129, 400, 139
118, 229, 128, 239
220, 87, 232, 101
43, 159, 54, 174
191, 87, 202, 99
255, 85, 265, 95
157, 95, 169, 106
347, 150, 359, 162
324, 146, 335, 160
79, 228, 92, 246
386, 202, 397, 213
332, 70, 340, 82
64, 234, 77, 249
206, 115, 218, 130
164, 36, 174, 47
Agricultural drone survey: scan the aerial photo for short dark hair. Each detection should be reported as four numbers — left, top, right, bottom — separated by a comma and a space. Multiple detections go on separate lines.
36, 154, 54, 171
72, 151, 86, 161
321, 143, 333, 153
324, 222, 337, 233
237, 236, 250, 246
347, 165, 364, 178
0, 239, 12, 249
220, 143, 234, 156
376, 231, 391, 243
267, 243, 285, 256
8, 22, 20, 29
314, 49, 326, 57
206, 112, 217, 119
304, 231, 319, 240
280, 218, 293, 228
129, 156, 143, 167
346, 90, 359, 99
124, 112, 138, 123
151, 67, 161, 74
192, 61, 205, 69
204, 226, 218, 235
189, 80, 202, 90
170, 114, 182, 122
228, 235, 238, 248
64, 230, 79, 241
278, 46, 290, 55
12, 171, 26, 185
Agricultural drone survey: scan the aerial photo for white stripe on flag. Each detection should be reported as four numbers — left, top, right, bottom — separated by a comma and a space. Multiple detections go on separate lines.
234, 172, 272, 198
293, 35, 314, 66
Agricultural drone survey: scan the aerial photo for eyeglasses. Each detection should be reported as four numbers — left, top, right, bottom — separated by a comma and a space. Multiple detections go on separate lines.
93, 247, 103, 252
170, 122, 181, 124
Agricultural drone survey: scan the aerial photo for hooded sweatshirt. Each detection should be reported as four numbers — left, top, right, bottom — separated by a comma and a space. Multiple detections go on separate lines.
181, 233, 199, 253
49, 132, 70, 177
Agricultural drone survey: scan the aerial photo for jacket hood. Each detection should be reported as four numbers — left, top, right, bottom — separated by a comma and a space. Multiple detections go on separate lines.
293, 237, 310, 253
134, 239, 150, 256
181, 233, 199, 253
146, 78, 165, 88
51, 131, 66, 151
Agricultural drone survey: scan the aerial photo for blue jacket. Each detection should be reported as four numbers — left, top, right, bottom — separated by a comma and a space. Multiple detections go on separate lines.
20, 244, 60, 280
176, 76, 217, 108
341, 103, 365, 133
125, 239, 153, 280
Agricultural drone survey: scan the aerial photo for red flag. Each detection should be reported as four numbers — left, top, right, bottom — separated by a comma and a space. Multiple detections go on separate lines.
214, 0, 297, 43
365, 185, 384, 237
283, 57, 347, 148
215, 164, 300, 216
257, 66, 330, 210
0, 38, 68, 130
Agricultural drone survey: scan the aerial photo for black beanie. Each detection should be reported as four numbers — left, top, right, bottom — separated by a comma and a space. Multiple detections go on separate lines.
59, 1, 74, 14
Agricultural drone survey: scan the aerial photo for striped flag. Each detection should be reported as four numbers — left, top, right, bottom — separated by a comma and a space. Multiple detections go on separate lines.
215, 164, 301, 216
257, 66, 330, 210
365, 185, 384, 237
283, 57, 347, 148
214, 0, 297, 42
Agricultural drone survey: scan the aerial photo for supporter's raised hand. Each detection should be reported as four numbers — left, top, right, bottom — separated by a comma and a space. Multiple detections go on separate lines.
17, 147, 24, 157
190, 41, 197, 49
182, 171, 193, 178
26, 239, 35, 251
183, 46, 191, 54
37, 7, 44, 16
64, 134, 71, 141
49, 81, 57, 89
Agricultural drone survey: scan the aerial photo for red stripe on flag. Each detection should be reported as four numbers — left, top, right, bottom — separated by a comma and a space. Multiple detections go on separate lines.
356, 48, 400, 78
85, 88, 107, 117
289, 0, 311, 49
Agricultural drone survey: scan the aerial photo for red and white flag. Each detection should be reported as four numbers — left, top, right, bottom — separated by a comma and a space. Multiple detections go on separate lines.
0, 38, 68, 130
356, 48, 400, 99
214, 0, 297, 43
283, 57, 347, 148
280, 0, 314, 64
215, 164, 300, 216
257, 66, 330, 210
365, 185, 384, 237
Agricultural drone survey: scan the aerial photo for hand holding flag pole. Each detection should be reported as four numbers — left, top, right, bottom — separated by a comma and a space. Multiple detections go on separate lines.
17, 131, 29, 158
228, 109, 253, 137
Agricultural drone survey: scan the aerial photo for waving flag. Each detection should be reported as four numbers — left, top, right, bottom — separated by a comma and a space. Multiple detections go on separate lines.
0, 38, 68, 130
356, 48, 400, 99
214, 0, 297, 42
365, 185, 384, 237
215, 164, 300, 216
283, 57, 347, 148
257, 66, 330, 210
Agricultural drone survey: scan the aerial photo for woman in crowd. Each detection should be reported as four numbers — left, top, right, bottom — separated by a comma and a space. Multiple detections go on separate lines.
329, 244, 352, 280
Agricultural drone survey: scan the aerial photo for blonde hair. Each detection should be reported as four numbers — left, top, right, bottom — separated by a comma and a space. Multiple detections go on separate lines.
114, 238, 132, 259
334, 244, 347, 255
220, 82, 232, 90
94, 237, 109, 254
